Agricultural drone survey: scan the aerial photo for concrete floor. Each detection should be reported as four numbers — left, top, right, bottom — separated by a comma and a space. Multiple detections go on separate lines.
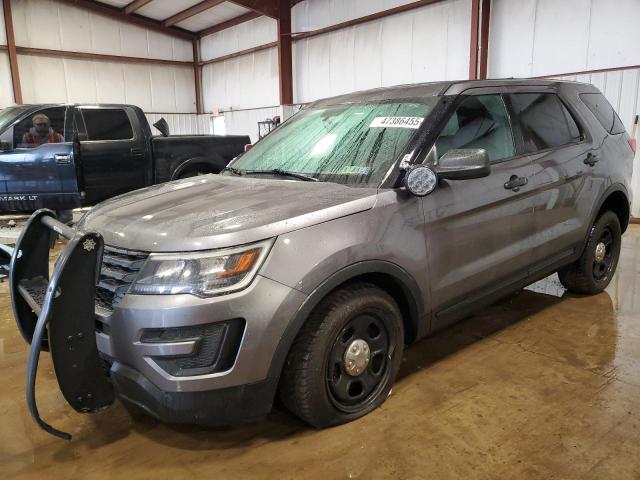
1, 226, 640, 479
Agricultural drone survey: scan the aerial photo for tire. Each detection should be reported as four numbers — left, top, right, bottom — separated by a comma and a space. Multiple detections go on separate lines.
279, 282, 404, 428
558, 211, 622, 294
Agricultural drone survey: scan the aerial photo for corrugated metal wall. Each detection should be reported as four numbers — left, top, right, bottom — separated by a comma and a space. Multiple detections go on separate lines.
145, 113, 212, 136
0, 0, 201, 132
292, 0, 471, 103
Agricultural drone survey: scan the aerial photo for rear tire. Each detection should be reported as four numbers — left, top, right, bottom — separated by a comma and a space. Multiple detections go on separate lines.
279, 283, 404, 428
558, 211, 622, 294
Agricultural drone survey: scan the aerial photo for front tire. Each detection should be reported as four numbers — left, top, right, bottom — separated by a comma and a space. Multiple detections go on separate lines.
558, 211, 622, 294
279, 283, 404, 428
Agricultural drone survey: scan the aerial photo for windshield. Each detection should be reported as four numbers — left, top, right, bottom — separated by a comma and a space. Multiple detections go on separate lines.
227, 99, 438, 187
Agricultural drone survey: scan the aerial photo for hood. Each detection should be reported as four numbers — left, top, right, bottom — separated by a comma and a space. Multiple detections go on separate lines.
78, 175, 377, 252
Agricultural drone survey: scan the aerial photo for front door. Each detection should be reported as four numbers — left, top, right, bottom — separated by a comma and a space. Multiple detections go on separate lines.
422, 93, 536, 328
76, 107, 147, 204
0, 106, 80, 212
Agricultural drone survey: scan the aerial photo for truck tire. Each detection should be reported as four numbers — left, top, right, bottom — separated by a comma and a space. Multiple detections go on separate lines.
279, 283, 404, 428
558, 211, 622, 294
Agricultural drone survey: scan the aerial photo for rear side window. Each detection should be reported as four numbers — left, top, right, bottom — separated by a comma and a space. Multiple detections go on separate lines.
580, 93, 626, 135
80, 108, 133, 141
510, 93, 582, 153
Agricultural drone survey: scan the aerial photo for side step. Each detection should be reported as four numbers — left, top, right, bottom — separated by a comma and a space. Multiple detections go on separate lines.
9, 210, 115, 440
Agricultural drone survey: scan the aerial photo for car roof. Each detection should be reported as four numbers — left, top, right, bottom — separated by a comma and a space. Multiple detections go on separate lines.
311, 78, 600, 107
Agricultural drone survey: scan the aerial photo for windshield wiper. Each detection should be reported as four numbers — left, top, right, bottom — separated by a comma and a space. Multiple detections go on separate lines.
221, 166, 244, 176
243, 169, 318, 182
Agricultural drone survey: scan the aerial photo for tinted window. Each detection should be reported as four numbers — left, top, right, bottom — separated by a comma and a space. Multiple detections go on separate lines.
511, 93, 582, 153
81, 108, 133, 141
580, 93, 626, 135
12, 107, 66, 149
435, 94, 515, 162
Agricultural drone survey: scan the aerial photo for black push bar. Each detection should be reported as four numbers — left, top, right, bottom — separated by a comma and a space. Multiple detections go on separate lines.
9, 209, 114, 440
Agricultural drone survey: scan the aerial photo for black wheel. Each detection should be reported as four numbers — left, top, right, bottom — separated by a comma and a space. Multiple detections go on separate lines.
279, 283, 404, 428
558, 211, 622, 294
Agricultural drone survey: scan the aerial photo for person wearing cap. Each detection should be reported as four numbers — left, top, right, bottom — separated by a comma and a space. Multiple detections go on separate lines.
21, 113, 64, 147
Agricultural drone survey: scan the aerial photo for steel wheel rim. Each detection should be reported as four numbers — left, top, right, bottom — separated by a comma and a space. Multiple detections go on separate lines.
593, 226, 614, 282
326, 313, 391, 412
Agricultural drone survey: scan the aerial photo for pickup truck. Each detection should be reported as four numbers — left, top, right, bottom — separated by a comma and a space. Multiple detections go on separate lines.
0, 104, 249, 213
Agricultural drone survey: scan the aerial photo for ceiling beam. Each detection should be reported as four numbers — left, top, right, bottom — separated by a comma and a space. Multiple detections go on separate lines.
124, 0, 153, 14
228, 0, 279, 19
164, 0, 226, 27
197, 11, 260, 38
60, 0, 196, 40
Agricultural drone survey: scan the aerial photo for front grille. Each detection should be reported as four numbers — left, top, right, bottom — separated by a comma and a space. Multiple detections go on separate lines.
95, 246, 148, 312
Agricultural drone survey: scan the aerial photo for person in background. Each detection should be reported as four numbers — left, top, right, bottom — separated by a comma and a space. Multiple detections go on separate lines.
22, 113, 63, 147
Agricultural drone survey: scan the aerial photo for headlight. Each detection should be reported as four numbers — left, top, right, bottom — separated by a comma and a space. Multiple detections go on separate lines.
129, 238, 274, 297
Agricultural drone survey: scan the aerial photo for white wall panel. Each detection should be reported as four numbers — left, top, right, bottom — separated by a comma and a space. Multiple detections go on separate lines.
12, 0, 192, 61
223, 106, 280, 143
489, 0, 640, 78
292, 0, 418, 31
17, 55, 196, 113
0, 52, 13, 107
0, 0, 7, 45
293, 0, 471, 104
200, 16, 277, 61
145, 113, 211, 135
202, 47, 279, 112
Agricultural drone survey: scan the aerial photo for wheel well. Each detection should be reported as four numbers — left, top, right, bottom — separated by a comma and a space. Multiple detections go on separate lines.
325, 273, 419, 345
598, 191, 630, 233
174, 162, 219, 179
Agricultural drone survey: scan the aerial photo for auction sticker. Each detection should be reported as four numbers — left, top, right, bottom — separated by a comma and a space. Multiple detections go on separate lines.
369, 117, 424, 129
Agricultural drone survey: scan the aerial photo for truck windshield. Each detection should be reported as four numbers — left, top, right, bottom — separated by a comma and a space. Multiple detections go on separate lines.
227, 99, 438, 187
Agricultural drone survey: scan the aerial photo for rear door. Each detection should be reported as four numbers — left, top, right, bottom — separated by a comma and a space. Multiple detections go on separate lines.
507, 91, 592, 273
424, 92, 536, 326
77, 107, 147, 204
0, 106, 80, 212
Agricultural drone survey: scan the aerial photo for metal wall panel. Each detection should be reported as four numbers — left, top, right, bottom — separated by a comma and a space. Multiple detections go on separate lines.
11, 0, 193, 61
202, 46, 279, 112
0, 51, 13, 107
200, 16, 277, 61
0, 0, 6, 45
489, 0, 640, 78
145, 113, 212, 135
223, 106, 280, 143
293, 0, 471, 104
17, 55, 196, 112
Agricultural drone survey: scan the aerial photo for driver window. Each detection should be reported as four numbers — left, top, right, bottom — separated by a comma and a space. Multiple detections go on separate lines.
435, 95, 515, 163
14, 107, 66, 149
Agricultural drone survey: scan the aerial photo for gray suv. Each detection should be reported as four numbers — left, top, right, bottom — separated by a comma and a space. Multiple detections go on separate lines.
9, 79, 634, 439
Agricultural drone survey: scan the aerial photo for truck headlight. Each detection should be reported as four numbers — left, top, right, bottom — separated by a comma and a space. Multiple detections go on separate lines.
130, 239, 274, 297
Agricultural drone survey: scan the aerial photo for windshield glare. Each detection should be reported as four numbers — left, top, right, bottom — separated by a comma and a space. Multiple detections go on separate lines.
228, 99, 437, 187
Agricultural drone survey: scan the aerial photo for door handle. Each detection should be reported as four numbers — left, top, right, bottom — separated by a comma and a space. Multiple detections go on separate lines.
584, 152, 599, 166
504, 175, 528, 192
54, 153, 72, 164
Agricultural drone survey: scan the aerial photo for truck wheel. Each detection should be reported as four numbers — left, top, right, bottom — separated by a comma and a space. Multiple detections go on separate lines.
558, 211, 622, 294
279, 283, 404, 428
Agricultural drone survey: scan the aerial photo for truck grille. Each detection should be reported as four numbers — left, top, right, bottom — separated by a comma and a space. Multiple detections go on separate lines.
95, 246, 148, 313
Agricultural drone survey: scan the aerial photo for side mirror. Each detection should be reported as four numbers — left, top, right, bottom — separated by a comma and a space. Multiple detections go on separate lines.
437, 148, 490, 180
153, 118, 170, 137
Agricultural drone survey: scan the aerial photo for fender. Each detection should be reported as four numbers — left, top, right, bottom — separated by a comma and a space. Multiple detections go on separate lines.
266, 260, 425, 382
588, 183, 630, 231
170, 155, 225, 180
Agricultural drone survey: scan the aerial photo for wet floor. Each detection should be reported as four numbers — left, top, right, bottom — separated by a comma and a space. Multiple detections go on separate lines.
1, 226, 639, 479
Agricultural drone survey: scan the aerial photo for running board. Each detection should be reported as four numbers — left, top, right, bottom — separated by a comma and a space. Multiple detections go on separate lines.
9, 210, 114, 440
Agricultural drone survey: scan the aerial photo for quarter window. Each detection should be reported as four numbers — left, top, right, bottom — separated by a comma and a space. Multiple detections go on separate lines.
580, 92, 626, 135
80, 108, 133, 141
510, 93, 582, 153
435, 94, 515, 162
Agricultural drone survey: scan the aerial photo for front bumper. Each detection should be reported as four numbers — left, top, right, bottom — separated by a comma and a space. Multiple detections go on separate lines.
111, 362, 277, 425
96, 274, 306, 421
